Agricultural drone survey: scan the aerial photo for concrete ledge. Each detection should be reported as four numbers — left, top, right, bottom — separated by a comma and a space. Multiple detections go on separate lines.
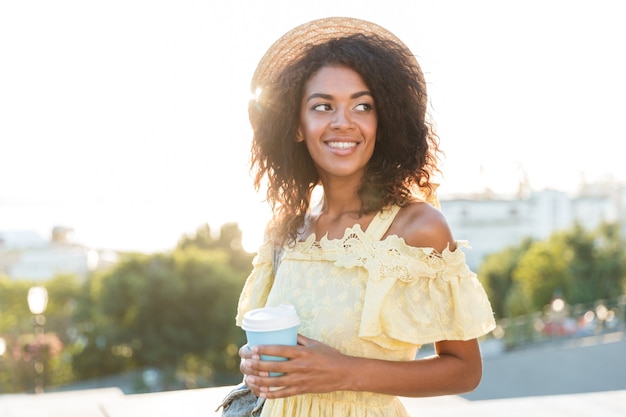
0, 387, 124, 417
2, 387, 625, 417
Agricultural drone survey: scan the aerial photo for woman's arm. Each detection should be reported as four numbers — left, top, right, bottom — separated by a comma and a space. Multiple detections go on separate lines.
241, 334, 483, 398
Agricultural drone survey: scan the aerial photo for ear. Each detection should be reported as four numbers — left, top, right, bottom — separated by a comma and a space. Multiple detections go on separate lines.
295, 127, 305, 143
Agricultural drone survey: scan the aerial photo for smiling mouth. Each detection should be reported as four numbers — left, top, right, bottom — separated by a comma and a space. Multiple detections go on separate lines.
327, 141, 357, 149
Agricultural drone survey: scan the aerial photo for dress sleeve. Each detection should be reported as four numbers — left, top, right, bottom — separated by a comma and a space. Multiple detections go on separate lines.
235, 239, 275, 327
358, 240, 496, 349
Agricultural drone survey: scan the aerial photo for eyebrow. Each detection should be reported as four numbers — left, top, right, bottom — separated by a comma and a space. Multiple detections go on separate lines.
306, 91, 373, 102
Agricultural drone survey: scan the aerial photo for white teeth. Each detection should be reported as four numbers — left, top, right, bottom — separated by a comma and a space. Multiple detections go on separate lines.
327, 141, 357, 149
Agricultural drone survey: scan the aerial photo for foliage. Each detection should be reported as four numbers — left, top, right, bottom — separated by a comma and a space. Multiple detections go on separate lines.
71, 223, 252, 387
0, 222, 254, 393
478, 237, 533, 318
178, 222, 254, 271
512, 237, 569, 312
479, 221, 626, 318
566, 222, 625, 303
0, 277, 35, 332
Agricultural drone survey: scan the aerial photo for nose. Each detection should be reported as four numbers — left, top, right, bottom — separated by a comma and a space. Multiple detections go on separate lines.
330, 106, 354, 130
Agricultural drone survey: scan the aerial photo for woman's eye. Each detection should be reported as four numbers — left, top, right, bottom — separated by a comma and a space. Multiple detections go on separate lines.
312, 103, 332, 112
354, 103, 374, 112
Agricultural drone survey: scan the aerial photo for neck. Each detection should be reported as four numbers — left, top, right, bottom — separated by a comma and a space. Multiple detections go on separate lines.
316, 184, 362, 218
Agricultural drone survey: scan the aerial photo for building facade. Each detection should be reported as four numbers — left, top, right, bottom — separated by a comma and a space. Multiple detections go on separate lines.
440, 185, 625, 271
0, 228, 117, 281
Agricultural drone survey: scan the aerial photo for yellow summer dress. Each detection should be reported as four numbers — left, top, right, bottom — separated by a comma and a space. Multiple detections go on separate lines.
236, 205, 496, 417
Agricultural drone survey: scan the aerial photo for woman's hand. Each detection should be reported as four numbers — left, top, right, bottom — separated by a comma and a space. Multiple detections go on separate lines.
240, 335, 484, 399
241, 334, 353, 399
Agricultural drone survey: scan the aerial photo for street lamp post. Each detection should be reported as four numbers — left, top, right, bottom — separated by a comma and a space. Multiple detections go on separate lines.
0, 337, 6, 358
27, 286, 48, 394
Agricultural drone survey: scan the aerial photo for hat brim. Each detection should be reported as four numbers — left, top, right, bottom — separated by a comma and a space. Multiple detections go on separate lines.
250, 17, 423, 94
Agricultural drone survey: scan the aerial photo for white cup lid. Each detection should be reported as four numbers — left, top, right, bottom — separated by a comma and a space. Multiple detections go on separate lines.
241, 304, 300, 332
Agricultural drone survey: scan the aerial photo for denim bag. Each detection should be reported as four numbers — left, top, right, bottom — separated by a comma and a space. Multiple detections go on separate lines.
216, 382, 265, 417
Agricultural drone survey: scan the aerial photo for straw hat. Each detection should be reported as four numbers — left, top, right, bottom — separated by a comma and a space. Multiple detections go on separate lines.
250, 16, 425, 97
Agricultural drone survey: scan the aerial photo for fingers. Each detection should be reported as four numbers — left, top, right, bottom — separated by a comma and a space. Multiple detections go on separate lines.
238, 344, 248, 359
239, 343, 310, 398
296, 333, 314, 346
246, 373, 295, 399
243, 374, 262, 396
243, 361, 289, 398
241, 358, 264, 376
239, 344, 257, 359
239, 344, 264, 378
242, 358, 284, 377
255, 344, 301, 359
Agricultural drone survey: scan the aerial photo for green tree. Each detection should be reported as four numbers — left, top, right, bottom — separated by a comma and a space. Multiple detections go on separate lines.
478, 237, 533, 319
479, 221, 626, 319
0, 276, 31, 333
177, 223, 215, 251
177, 222, 252, 271
595, 222, 626, 297
565, 221, 626, 303
72, 223, 253, 388
512, 234, 570, 313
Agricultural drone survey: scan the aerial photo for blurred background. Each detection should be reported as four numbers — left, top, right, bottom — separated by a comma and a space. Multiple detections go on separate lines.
1, 0, 625, 400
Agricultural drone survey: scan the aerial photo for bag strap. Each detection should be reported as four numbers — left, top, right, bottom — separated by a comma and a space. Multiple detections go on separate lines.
272, 245, 283, 276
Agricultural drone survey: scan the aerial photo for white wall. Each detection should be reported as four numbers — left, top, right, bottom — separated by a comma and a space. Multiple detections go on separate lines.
440, 185, 625, 270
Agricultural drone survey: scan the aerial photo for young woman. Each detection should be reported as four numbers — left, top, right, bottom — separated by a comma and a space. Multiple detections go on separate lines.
235, 17, 496, 417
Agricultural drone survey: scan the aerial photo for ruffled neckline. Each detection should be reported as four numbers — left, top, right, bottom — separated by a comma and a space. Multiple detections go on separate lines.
294, 221, 461, 259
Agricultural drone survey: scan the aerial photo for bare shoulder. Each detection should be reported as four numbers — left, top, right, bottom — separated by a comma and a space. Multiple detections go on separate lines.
385, 201, 456, 253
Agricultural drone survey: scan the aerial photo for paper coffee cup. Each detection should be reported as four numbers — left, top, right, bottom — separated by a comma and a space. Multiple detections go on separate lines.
241, 304, 300, 376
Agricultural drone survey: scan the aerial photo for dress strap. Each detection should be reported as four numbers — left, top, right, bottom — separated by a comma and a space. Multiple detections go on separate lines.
365, 205, 402, 241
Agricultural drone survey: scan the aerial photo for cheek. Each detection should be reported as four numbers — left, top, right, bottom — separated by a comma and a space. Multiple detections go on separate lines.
298, 118, 325, 141
364, 118, 378, 139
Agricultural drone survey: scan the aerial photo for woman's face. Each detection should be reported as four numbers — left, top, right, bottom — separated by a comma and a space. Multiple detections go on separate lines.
297, 65, 377, 182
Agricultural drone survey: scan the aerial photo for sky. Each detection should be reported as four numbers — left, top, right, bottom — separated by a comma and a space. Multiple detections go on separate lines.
1, 0, 625, 253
